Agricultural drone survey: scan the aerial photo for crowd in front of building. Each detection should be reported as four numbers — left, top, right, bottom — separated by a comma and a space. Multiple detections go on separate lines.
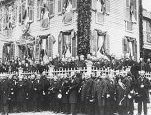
0, 54, 150, 115
0, 66, 150, 115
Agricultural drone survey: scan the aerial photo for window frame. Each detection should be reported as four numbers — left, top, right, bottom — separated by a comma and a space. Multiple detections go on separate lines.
125, 20, 133, 32
0, 8, 2, 31
145, 20, 151, 43
95, 12, 104, 25
28, 5, 34, 22
12, 3, 17, 27
47, 0, 55, 17
71, 0, 77, 11
58, 0, 63, 14
105, 0, 110, 15
61, 31, 77, 57
37, 0, 41, 21
125, 0, 133, 32
28, 0, 34, 22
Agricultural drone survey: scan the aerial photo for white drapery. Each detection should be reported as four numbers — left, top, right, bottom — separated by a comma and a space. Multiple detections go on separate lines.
65, 34, 72, 58
129, 41, 133, 57
97, 35, 104, 58
96, 0, 102, 12
42, 39, 46, 50
66, 1, 72, 13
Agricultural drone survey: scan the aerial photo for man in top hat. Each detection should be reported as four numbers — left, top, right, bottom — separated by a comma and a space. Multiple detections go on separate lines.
136, 70, 150, 115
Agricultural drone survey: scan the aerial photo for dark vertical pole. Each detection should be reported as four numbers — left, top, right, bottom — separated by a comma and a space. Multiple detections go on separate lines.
139, 0, 144, 59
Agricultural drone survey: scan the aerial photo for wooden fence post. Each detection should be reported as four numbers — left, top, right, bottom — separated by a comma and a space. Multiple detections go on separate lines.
86, 60, 93, 76
18, 67, 23, 78
49, 65, 55, 77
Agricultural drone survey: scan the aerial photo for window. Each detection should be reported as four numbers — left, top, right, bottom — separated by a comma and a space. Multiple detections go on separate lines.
71, 0, 77, 10
18, 0, 25, 24
58, 31, 77, 57
92, 0, 110, 14
105, 0, 110, 14
28, 0, 34, 22
35, 37, 41, 60
3, 7, 8, 32
146, 21, 151, 43
47, 0, 55, 16
94, 0, 111, 24
132, 0, 137, 20
146, 21, 151, 33
28, 6, 34, 21
96, 12, 104, 24
46, 35, 55, 57
91, 30, 110, 56
58, 0, 62, 14
12, 3, 17, 27
37, 0, 41, 20
122, 37, 137, 59
59, 0, 77, 14
125, 0, 137, 32
0, 9, 2, 31
3, 8, 6, 30
125, 21, 133, 31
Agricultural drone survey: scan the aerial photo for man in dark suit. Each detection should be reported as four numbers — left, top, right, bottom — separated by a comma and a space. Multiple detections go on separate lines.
1, 75, 10, 115
136, 70, 150, 115
39, 72, 50, 111
16, 75, 26, 112
96, 73, 108, 115
145, 59, 151, 72
69, 73, 81, 115
61, 77, 70, 114
32, 74, 41, 112
8, 75, 18, 113
85, 74, 96, 115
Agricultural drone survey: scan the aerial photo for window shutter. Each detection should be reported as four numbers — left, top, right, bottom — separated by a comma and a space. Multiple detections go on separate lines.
122, 37, 128, 55
105, 33, 110, 54
48, 0, 54, 16
35, 37, 40, 60
10, 44, 15, 59
126, 0, 130, 21
58, 0, 62, 13
72, 0, 77, 9
134, 40, 137, 60
105, 0, 110, 14
2, 45, 6, 62
58, 32, 62, 57
19, 5, 22, 23
47, 35, 53, 57
29, 7, 34, 21
71, 31, 76, 57
90, 31, 93, 54
133, 0, 137, 20
37, 0, 41, 20
92, 0, 96, 11
92, 30, 98, 56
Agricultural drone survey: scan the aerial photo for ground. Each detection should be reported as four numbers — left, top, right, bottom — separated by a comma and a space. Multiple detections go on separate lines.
7, 104, 151, 115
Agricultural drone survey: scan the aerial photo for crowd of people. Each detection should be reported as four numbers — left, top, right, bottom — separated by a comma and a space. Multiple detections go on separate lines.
0, 55, 150, 115
0, 69, 150, 115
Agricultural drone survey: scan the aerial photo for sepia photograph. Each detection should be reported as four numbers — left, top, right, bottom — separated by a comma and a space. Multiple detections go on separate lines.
0, 0, 151, 115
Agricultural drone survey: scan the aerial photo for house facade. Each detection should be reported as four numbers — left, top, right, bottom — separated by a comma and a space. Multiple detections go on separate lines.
0, 0, 140, 62
142, 9, 151, 60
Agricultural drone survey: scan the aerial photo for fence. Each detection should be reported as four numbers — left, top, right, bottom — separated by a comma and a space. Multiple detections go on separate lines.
0, 61, 151, 80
